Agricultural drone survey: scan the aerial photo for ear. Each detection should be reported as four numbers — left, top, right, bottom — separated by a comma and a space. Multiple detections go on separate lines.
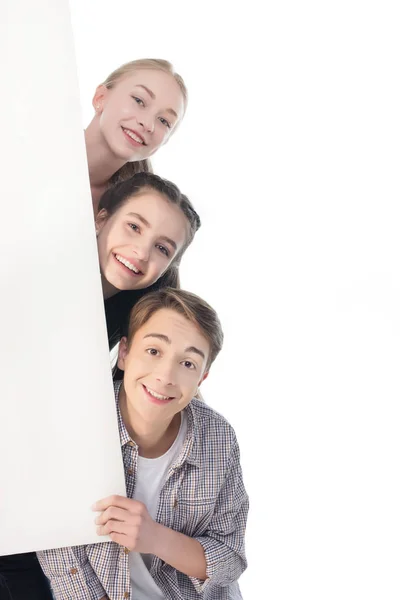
198, 371, 209, 387
117, 337, 129, 371
95, 208, 109, 236
194, 372, 208, 400
92, 84, 108, 113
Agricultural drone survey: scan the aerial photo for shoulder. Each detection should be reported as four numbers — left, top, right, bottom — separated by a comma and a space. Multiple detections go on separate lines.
188, 398, 239, 458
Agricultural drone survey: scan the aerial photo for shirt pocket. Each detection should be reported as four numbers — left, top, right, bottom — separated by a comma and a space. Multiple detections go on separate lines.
172, 494, 216, 536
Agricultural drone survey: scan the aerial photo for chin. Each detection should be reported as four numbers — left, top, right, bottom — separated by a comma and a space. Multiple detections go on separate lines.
128, 150, 149, 162
109, 142, 141, 163
126, 279, 149, 292
107, 277, 139, 293
123, 282, 143, 292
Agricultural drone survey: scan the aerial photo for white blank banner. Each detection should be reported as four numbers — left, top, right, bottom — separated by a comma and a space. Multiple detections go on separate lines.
0, 0, 126, 555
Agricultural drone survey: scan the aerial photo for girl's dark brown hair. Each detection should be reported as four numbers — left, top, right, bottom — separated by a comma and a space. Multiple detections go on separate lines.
98, 171, 200, 266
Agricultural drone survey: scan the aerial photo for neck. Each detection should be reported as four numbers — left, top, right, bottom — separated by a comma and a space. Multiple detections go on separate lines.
85, 119, 127, 207
119, 384, 181, 458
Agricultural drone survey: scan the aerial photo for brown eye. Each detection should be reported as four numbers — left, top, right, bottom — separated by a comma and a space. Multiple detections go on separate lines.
182, 360, 195, 370
147, 348, 159, 356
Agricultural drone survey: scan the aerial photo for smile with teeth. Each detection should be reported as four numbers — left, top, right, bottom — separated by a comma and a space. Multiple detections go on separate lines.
114, 254, 142, 275
144, 385, 173, 401
122, 127, 145, 145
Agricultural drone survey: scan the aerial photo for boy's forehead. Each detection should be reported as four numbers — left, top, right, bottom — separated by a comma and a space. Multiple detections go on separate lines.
135, 308, 210, 353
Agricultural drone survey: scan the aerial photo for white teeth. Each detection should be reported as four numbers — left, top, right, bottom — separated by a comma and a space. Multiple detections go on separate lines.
146, 386, 170, 401
115, 254, 140, 274
123, 128, 144, 144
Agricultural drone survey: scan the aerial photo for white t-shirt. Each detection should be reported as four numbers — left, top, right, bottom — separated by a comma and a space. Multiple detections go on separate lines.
129, 412, 188, 599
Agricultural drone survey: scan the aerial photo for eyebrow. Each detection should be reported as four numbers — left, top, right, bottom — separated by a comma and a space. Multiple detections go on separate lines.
126, 212, 150, 227
143, 334, 206, 360
185, 346, 206, 360
135, 85, 179, 119
126, 212, 177, 251
160, 236, 177, 251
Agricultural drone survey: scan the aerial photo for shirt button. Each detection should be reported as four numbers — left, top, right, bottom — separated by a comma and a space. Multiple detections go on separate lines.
124, 547, 130, 554
124, 593, 129, 598
127, 468, 133, 475
128, 441, 135, 447
70, 567, 78, 575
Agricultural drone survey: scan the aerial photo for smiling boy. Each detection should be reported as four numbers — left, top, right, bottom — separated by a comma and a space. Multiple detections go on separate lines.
37, 288, 248, 600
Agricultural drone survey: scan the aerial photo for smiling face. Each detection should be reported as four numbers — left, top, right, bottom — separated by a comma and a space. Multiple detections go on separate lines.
93, 69, 185, 162
96, 191, 188, 298
117, 308, 210, 426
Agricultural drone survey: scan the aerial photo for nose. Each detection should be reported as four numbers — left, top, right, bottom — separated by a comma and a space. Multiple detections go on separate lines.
155, 361, 176, 387
138, 115, 155, 134
132, 240, 150, 263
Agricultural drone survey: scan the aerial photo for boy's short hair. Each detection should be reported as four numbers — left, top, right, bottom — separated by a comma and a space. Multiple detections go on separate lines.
126, 288, 224, 370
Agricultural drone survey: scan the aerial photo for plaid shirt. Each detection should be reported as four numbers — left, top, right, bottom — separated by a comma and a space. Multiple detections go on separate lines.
37, 381, 249, 600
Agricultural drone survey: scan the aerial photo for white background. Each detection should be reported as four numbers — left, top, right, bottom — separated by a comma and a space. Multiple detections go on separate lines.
69, 1, 400, 597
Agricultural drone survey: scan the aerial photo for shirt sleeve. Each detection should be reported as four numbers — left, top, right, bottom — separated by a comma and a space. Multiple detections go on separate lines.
37, 545, 107, 600
191, 437, 249, 593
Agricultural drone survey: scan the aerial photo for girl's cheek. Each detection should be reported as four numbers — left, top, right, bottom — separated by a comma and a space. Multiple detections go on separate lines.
159, 131, 168, 145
